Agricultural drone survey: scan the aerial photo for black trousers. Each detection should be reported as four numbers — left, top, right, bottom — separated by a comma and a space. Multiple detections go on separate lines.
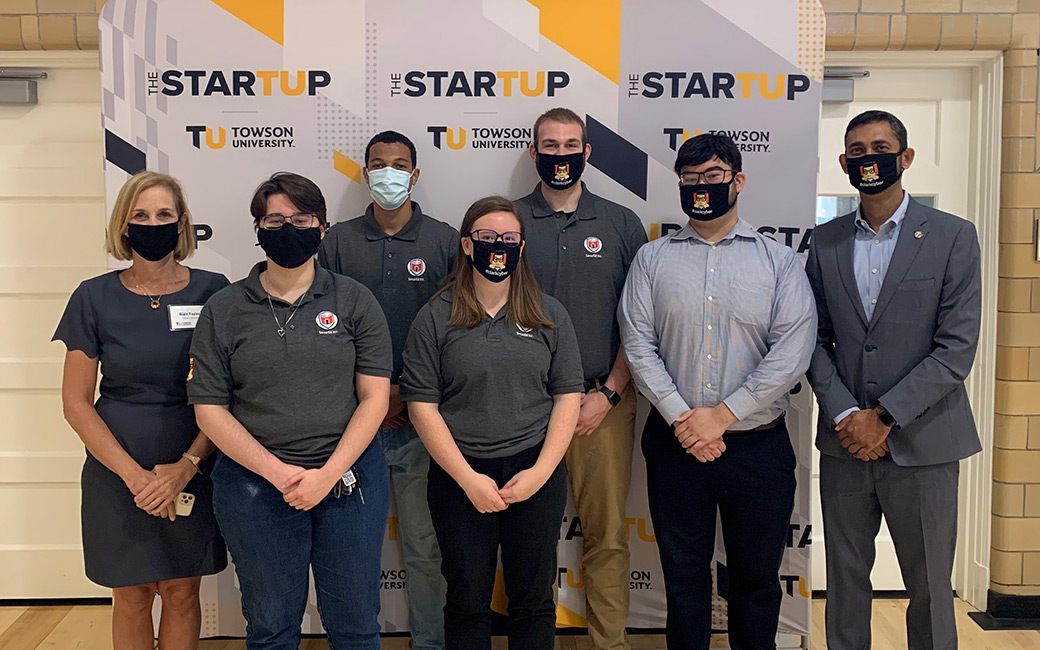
642, 408, 797, 650
427, 443, 567, 650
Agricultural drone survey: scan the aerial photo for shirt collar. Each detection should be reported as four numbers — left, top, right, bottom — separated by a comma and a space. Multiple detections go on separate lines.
242, 260, 334, 304
855, 191, 909, 236
525, 181, 598, 221
363, 201, 425, 241
670, 218, 758, 244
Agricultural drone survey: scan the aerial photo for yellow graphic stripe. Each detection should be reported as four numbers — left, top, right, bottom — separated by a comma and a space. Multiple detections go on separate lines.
333, 151, 362, 184
555, 604, 588, 628
211, 0, 284, 46
528, 0, 620, 84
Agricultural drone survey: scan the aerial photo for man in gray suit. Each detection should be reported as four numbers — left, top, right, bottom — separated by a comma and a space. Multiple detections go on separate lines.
806, 110, 982, 650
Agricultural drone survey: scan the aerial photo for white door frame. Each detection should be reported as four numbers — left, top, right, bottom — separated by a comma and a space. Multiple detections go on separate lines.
824, 50, 1002, 612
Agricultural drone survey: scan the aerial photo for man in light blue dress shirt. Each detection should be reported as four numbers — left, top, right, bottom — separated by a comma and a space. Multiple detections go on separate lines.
618, 133, 816, 650
806, 111, 981, 650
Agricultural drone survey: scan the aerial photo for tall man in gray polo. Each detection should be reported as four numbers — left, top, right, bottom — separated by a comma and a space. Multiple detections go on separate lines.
806, 110, 982, 650
319, 130, 456, 650
514, 107, 647, 650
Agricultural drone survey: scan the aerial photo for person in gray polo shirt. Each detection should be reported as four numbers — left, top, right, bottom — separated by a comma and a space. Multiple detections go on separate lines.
189, 172, 393, 650
514, 107, 648, 650
319, 131, 455, 650
400, 196, 584, 650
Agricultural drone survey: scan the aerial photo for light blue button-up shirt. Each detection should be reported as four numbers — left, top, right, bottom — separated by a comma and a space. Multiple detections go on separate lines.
833, 191, 910, 424
618, 219, 817, 429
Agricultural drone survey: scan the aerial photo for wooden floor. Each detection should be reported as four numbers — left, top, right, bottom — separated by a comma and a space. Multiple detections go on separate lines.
0, 599, 1036, 649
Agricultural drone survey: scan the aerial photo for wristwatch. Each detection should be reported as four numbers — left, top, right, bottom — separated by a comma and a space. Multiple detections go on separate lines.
599, 385, 622, 407
874, 405, 897, 428
181, 452, 203, 474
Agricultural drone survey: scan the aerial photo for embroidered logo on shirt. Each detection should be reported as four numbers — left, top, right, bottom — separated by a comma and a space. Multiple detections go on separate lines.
316, 311, 339, 332
584, 236, 603, 254
516, 324, 534, 338
187, 355, 195, 382
408, 258, 426, 277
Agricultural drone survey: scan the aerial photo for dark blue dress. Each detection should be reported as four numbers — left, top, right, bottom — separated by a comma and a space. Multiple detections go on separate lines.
52, 268, 229, 588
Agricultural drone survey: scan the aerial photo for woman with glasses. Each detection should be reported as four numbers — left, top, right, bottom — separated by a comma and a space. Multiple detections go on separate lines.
400, 195, 584, 650
53, 171, 228, 650
188, 172, 393, 649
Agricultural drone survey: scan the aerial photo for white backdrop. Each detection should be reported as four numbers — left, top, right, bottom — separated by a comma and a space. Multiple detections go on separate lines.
98, 0, 823, 637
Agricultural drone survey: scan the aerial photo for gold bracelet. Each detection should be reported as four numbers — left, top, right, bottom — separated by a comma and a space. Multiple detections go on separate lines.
181, 452, 202, 474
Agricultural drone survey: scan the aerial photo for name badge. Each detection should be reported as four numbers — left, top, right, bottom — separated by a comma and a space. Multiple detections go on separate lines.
168, 305, 203, 331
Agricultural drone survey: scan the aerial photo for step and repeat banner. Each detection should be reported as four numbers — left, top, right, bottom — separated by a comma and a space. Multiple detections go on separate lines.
99, 0, 823, 638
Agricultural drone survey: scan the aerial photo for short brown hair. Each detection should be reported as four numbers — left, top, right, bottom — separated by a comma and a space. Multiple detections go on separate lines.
532, 107, 587, 148
249, 172, 328, 229
436, 196, 552, 330
105, 171, 195, 261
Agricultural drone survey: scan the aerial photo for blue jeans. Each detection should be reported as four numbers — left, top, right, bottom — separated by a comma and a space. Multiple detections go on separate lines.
211, 440, 389, 650
380, 422, 446, 650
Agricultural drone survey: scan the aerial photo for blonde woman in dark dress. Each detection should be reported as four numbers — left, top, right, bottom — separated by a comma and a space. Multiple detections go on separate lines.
53, 172, 227, 650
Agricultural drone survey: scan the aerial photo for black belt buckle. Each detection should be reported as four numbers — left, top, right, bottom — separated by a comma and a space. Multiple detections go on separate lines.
584, 375, 609, 393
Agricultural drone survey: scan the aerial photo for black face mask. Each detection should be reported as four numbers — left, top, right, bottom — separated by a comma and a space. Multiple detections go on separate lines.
680, 181, 737, 221
126, 222, 180, 261
470, 240, 520, 283
257, 226, 321, 269
846, 152, 904, 195
536, 151, 584, 190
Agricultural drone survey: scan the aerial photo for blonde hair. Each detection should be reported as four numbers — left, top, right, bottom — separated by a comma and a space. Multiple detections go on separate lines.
105, 171, 196, 261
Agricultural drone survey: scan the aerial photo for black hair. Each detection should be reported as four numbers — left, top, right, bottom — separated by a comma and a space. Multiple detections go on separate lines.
845, 110, 908, 151
249, 172, 327, 228
365, 130, 417, 168
674, 133, 742, 175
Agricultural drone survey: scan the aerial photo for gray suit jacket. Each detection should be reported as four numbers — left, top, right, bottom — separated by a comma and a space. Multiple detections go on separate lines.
806, 196, 982, 467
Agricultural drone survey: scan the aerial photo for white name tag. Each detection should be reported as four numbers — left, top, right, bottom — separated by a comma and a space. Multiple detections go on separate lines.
168, 305, 203, 331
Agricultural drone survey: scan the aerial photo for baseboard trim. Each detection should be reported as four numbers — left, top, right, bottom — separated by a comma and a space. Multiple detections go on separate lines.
811, 589, 908, 600
0, 597, 111, 607
975, 589, 1040, 629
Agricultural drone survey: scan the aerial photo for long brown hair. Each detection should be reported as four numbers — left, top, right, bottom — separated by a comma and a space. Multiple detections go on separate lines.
436, 196, 552, 329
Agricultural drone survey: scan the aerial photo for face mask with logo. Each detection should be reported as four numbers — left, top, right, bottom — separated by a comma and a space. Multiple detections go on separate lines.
845, 151, 904, 195
680, 181, 737, 222
127, 222, 180, 261
367, 167, 413, 210
536, 151, 584, 191
470, 240, 520, 283
257, 226, 321, 269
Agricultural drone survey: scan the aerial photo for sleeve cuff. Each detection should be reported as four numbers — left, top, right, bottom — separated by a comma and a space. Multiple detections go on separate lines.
657, 391, 691, 426
187, 396, 231, 406
833, 406, 859, 426
722, 386, 759, 423
398, 390, 441, 404
549, 382, 586, 396
356, 367, 393, 379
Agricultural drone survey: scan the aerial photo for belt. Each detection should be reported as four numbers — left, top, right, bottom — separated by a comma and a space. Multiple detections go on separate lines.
584, 375, 610, 392
726, 414, 784, 435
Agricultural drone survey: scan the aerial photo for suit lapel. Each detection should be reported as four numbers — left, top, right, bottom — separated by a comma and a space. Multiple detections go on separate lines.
834, 216, 869, 329
868, 199, 928, 331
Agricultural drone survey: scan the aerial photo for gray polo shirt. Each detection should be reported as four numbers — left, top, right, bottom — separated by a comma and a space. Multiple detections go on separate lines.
399, 291, 584, 458
318, 202, 458, 383
514, 182, 647, 383
187, 261, 392, 468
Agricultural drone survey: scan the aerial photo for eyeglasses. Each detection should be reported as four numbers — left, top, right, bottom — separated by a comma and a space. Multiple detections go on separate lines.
259, 213, 319, 230
467, 229, 523, 247
680, 167, 736, 186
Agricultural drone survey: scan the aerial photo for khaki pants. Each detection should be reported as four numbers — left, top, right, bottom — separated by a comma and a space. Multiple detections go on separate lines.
563, 383, 636, 650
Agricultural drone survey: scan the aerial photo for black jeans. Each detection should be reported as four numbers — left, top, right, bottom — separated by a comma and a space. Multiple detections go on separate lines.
427, 442, 567, 650
642, 408, 797, 650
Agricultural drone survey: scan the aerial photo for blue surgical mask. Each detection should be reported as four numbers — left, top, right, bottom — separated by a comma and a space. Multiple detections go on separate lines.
367, 167, 413, 210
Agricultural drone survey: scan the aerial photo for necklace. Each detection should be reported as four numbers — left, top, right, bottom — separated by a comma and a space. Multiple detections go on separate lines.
128, 270, 167, 309
267, 290, 306, 337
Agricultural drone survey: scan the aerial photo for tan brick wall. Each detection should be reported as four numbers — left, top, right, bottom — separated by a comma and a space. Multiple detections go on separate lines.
0, 0, 101, 50
825, 0, 1040, 598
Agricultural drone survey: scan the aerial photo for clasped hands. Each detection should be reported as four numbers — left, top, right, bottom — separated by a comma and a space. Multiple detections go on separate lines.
836, 408, 891, 461
673, 404, 737, 463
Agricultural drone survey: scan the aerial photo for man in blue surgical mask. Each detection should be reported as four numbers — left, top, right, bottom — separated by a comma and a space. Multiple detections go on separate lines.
319, 130, 457, 650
